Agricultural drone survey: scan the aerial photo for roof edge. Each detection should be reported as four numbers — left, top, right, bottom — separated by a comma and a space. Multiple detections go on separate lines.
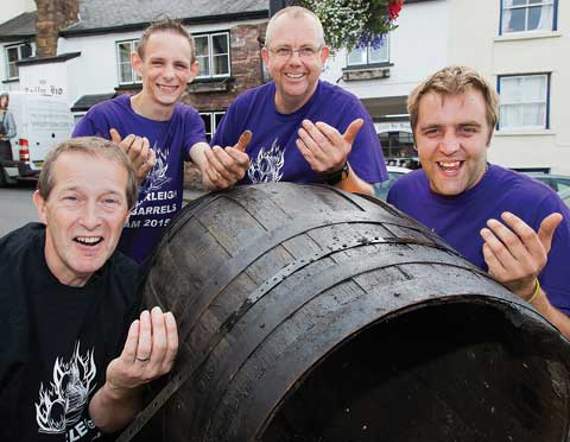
60, 10, 268, 37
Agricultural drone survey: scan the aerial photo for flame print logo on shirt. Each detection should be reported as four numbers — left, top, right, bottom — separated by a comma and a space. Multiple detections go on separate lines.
35, 341, 97, 434
248, 139, 285, 183
134, 144, 171, 211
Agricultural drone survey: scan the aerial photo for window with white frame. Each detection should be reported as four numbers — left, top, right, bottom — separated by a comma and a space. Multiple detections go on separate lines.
200, 111, 226, 141
500, 0, 557, 34
347, 35, 389, 67
194, 32, 230, 79
5, 42, 33, 80
116, 39, 141, 84
498, 74, 549, 130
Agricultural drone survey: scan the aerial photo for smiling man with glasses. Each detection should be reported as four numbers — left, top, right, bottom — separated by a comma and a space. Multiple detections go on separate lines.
211, 6, 387, 194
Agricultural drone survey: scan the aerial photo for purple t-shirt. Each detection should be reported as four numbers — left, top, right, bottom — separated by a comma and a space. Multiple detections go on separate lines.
387, 164, 570, 313
72, 94, 206, 263
212, 80, 387, 184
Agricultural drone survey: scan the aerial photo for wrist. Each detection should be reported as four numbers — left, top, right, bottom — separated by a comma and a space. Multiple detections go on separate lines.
321, 162, 349, 185
522, 279, 542, 304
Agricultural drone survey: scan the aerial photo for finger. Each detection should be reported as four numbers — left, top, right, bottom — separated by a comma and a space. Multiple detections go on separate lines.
342, 118, 364, 145
163, 312, 178, 370
121, 319, 140, 363
485, 217, 528, 262
136, 310, 152, 362
225, 147, 250, 169
482, 242, 507, 281
234, 130, 252, 152
128, 136, 145, 165
150, 306, 167, 366
109, 128, 122, 145
300, 120, 329, 155
537, 212, 563, 253
295, 137, 316, 165
498, 212, 548, 269
298, 127, 327, 162
480, 225, 519, 271
206, 147, 235, 182
120, 134, 136, 155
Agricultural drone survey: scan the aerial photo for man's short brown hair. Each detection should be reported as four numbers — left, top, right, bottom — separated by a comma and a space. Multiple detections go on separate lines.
137, 18, 195, 62
38, 137, 138, 209
408, 65, 499, 144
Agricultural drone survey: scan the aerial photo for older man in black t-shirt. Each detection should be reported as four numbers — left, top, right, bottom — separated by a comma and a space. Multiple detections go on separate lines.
0, 137, 178, 441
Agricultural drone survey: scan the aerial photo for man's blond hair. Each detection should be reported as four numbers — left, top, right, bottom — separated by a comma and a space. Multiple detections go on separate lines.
408, 65, 499, 144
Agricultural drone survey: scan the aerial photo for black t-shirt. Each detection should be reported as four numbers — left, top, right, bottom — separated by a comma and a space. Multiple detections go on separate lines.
0, 223, 141, 441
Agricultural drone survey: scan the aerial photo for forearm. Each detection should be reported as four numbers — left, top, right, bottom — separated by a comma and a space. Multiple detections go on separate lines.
336, 165, 374, 195
89, 382, 143, 433
530, 288, 570, 340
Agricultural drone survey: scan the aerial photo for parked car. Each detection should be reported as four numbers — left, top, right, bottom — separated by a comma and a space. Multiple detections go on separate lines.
523, 172, 570, 208
374, 166, 412, 200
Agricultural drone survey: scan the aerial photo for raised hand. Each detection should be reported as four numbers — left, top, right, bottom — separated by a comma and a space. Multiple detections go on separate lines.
104, 306, 178, 391
296, 118, 363, 174
202, 130, 251, 190
110, 128, 157, 183
480, 211, 563, 299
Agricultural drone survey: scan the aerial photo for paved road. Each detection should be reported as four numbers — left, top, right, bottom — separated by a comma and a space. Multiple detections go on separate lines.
0, 184, 38, 237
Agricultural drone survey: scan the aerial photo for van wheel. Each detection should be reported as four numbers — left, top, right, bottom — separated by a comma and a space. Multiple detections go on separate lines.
0, 166, 8, 188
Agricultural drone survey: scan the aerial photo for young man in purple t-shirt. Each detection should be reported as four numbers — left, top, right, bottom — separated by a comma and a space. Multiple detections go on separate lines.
388, 65, 570, 339
73, 20, 249, 263
211, 6, 387, 194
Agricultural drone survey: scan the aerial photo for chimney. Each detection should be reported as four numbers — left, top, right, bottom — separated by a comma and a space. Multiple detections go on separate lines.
34, 0, 79, 58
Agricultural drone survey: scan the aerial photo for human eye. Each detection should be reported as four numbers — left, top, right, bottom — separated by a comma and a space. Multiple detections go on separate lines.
422, 127, 440, 137
275, 47, 292, 57
459, 125, 479, 135
101, 195, 122, 209
299, 47, 317, 57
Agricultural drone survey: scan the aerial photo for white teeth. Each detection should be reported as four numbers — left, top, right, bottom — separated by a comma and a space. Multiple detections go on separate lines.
438, 161, 461, 169
75, 236, 102, 245
286, 73, 304, 79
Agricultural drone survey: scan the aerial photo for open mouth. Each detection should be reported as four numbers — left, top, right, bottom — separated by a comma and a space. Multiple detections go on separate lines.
284, 73, 305, 80
436, 160, 464, 174
157, 84, 179, 93
74, 236, 103, 247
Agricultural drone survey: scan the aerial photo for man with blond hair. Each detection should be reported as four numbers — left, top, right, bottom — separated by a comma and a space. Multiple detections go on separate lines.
388, 65, 570, 338
0, 138, 178, 440
212, 6, 387, 194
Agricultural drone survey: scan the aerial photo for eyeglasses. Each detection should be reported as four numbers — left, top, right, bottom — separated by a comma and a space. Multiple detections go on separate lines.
268, 46, 322, 59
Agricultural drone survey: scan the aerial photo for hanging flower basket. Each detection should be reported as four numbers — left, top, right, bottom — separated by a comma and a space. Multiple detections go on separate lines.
294, 0, 404, 50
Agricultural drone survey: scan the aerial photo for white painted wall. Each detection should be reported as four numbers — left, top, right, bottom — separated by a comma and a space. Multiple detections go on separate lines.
321, 0, 449, 101
448, 0, 570, 175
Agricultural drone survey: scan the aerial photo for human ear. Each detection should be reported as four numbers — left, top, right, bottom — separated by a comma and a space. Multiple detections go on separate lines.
32, 190, 48, 225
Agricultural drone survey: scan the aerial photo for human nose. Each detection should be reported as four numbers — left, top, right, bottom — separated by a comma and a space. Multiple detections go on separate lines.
439, 132, 460, 155
79, 201, 101, 229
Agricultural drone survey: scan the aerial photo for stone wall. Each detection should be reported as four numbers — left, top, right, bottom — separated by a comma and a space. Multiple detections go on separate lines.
34, 0, 78, 57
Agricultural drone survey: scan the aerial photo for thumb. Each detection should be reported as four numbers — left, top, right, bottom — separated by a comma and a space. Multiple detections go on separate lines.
109, 128, 122, 144
538, 212, 563, 253
234, 130, 252, 152
342, 118, 364, 145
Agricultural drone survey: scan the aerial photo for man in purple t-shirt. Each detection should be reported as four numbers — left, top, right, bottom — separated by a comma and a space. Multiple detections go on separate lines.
73, 20, 250, 263
388, 65, 570, 339
211, 6, 387, 194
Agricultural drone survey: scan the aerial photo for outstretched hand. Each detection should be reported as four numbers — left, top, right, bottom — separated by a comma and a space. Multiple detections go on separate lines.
104, 306, 178, 392
296, 118, 363, 174
202, 130, 251, 190
480, 211, 562, 299
110, 128, 156, 183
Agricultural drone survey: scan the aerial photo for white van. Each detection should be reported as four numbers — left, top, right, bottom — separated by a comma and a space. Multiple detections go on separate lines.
0, 92, 73, 186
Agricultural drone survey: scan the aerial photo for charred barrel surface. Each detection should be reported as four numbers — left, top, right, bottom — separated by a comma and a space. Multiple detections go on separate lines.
136, 183, 570, 442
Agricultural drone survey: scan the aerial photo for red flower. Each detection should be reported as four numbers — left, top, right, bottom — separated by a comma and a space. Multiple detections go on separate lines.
388, 0, 404, 20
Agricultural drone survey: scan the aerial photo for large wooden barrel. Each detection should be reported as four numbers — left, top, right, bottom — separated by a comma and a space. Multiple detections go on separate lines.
127, 183, 570, 442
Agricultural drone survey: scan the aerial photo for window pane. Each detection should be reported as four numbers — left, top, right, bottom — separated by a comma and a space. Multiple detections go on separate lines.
120, 63, 132, 83
118, 43, 132, 63
197, 55, 209, 76
214, 112, 225, 127
523, 76, 546, 101
369, 42, 388, 63
522, 103, 544, 127
200, 114, 212, 141
195, 36, 209, 57
508, 8, 526, 31
7, 47, 19, 62
347, 48, 366, 65
21, 43, 32, 59
212, 34, 228, 55
213, 54, 229, 75
8, 63, 18, 78
528, 6, 542, 30
501, 77, 523, 103
500, 104, 523, 129
512, 0, 527, 6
